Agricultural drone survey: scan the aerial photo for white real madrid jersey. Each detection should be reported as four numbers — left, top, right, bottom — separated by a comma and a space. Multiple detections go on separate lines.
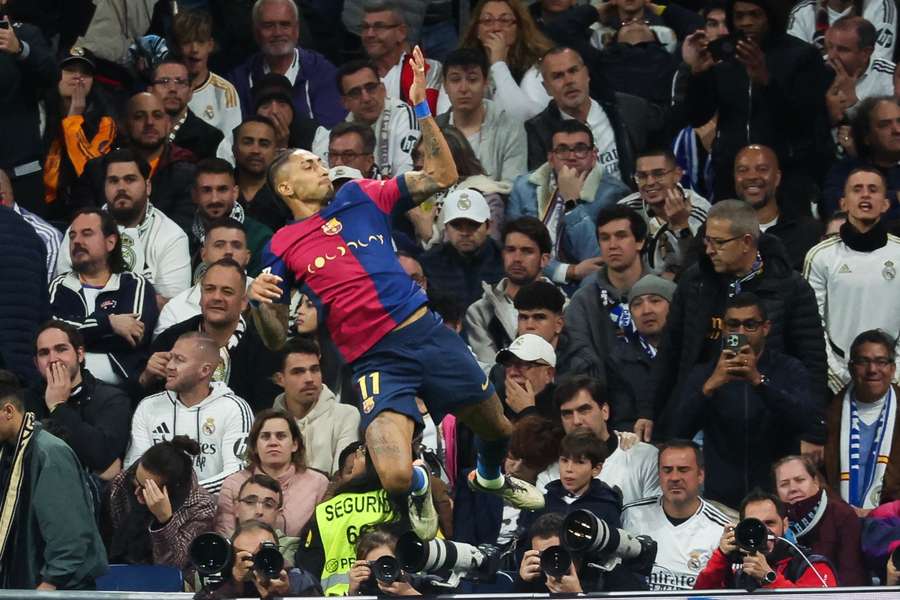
622, 496, 730, 591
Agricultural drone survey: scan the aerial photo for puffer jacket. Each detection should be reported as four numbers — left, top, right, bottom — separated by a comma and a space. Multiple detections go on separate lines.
463, 278, 519, 364
650, 234, 826, 440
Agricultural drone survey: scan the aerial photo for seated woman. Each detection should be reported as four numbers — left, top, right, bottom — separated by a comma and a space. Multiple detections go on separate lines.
774, 455, 867, 586
455, 0, 553, 121
105, 436, 216, 569
42, 48, 117, 222
216, 409, 329, 538
348, 528, 422, 597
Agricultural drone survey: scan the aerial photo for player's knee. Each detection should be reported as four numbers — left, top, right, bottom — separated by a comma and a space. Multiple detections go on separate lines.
379, 468, 413, 494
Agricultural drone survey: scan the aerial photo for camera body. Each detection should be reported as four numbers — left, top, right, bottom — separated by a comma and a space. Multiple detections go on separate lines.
708, 32, 747, 62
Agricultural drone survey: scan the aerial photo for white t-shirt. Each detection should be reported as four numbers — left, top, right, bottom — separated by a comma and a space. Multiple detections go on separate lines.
759, 216, 779, 232
788, 0, 898, 60
622, 496, 730, 591
561, 99, 620, 180
79, 284, 122, 385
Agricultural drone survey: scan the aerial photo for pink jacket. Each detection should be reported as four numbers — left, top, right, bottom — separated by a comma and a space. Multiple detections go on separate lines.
215, 465, 329, 537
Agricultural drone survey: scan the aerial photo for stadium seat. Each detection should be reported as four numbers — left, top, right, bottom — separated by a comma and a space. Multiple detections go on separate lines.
96, 564, 184, 592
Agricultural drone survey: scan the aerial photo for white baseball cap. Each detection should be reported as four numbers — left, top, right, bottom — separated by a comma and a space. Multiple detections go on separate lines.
495, 333, 557, 368
328, 166, 363, 183
441, 189, 490, 226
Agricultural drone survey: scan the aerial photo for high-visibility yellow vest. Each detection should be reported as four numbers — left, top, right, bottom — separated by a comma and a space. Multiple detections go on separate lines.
316, 490, 392, 595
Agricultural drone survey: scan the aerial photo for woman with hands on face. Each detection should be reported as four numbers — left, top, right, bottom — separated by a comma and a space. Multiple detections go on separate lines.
105, 436, 217, 569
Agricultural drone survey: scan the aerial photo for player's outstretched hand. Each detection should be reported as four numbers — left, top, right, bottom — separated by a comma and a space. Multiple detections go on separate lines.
249, 273, 283, 305
408, 45, 427, 107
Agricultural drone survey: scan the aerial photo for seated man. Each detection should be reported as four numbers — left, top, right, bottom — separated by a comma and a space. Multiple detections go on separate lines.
509, 120, 629, 289
515, 512, 646, 593
420, 189, 504, 308
26, 320, 130, 477
494, 333, 558, 423
618, 148, 710, 278
326, 122, 378, 179
50, 207, 158, 388
623, 440, 729, 591
58, 149, 192, 305
150, 59, 224, 161
311, 60, 420, 178
0, 371, 108, 590
190, 158, 273, 276
155, 218, 254, 338
126, 331, 253, 493
672, 292, 817, 509
465, 216, 552, 363
825, 329, 900, 513
542, 375, 660, 505
272, 338, 360, 474
695, 490, 837, 589
436, 48, 526, 182
142, 257, 279, 412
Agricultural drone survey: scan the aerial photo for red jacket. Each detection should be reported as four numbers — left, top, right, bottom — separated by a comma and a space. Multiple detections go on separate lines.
694, 548, 837, 590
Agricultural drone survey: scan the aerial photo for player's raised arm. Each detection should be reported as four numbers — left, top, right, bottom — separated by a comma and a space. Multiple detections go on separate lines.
402, 46, 458, 203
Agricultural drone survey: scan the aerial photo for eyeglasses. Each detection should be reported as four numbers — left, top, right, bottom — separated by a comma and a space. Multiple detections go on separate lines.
724, 318, 765, 332
703, 235, 743, 249
551, 143, 593, 158
343, 81, 381, 100
850, 357, 894, 368
633, 168, 674, 184
326, 151, 371, 162
505, 359, 546, 371
239, 495, 280, 510
361, 22, 401, 33
153, 77, 190, 88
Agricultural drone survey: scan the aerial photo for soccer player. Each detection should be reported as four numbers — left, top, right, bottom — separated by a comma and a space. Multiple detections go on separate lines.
248, 48, 544, 540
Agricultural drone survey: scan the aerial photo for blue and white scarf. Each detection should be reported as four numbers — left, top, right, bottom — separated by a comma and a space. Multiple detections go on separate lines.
840, 386, 896, 508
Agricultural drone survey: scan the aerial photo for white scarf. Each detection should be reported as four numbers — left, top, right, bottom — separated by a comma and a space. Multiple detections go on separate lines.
840, 386, 896, 508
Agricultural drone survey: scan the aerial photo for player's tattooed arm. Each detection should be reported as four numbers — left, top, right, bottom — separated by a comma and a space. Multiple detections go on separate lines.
248, 273, 290, 351
402, 46, 458, 203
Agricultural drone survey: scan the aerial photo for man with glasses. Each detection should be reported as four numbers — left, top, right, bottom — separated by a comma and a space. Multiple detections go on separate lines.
150, 59, 224, 162
824, 329, 900, 513
805, 167, 900, 395
619, 148, 710, 278
311, 59, 420, 178
671, 292, 817, 508
325, 122, 377, 179
509, 120, 629, 289
647, 200, 825, 446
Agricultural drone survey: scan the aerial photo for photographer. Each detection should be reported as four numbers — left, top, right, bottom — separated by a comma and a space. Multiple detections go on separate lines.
347, 529, 421, 596
515, 513, 646, 593
694, 490, 837, 590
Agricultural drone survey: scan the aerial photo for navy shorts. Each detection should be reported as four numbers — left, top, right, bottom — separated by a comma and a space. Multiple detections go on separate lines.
351, 310, 495, 429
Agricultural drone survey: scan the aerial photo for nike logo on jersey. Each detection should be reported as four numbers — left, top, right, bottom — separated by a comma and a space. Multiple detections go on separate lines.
481, 376, 490, 391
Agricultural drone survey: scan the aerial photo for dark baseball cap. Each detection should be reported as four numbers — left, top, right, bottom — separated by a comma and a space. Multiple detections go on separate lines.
252, 73, 295, 113
60, 46, 96, 73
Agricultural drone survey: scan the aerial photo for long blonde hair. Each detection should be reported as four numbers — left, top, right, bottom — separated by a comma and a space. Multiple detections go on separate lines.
460, 0, 554, 82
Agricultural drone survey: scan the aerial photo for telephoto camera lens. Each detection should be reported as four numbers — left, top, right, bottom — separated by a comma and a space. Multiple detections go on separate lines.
252, 541, 285, 580
540, 545, 572, 579
190, 532, 233, 576
369, 555, 402, 584
734, 518, 770, 553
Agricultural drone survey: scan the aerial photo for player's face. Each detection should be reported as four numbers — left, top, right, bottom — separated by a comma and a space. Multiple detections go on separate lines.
278, 151, 333, 208
200, 265, 248, 327
503, 232, 547, 286
445, 218, 490, 255
659, 447, 704, 506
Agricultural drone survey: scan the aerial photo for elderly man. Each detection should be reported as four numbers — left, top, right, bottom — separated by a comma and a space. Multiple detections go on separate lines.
228, 0, 345, 127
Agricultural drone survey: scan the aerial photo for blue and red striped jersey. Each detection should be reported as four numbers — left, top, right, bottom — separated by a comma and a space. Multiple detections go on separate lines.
259, 177, 427, 363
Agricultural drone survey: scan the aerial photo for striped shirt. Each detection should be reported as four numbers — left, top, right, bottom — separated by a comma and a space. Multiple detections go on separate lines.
13, 203, 62, 281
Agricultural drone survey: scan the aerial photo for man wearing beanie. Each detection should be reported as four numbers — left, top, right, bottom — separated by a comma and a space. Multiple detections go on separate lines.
669, 291, 818, 508
680, 0, 834, 215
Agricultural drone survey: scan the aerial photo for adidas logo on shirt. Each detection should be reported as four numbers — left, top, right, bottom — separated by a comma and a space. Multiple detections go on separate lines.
151, 422, 171, 444
838, 264, 852, 274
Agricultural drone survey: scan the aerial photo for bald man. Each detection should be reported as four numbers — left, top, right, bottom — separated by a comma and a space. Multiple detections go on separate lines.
734, 145, 822, 270
69, 92, 198, 234
0, 169, 62, 280
125, 329, 253, 494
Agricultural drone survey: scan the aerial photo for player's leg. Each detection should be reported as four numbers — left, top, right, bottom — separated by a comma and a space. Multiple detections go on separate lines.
364, 410, 417, 493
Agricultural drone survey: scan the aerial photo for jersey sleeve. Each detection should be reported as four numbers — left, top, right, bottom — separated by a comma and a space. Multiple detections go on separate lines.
258, 238, 294, 305
354, 177, 414, 215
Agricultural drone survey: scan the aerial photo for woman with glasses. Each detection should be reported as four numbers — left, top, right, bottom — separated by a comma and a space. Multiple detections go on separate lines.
773, 454, 867, 586
216, 409, 329, 539
457, 0, 554, 121
105, 436, 216, 569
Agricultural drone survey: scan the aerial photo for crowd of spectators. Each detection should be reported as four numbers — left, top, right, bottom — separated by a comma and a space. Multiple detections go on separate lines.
0, 0, 900, 596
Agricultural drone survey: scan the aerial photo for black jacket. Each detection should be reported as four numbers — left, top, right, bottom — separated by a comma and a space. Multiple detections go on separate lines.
420, 239, 505, 309
239, 183, 292, 232
0, 206, 49, 382
606, 339, 655, 434
173, 110, 224, 161
524, 97, 659, 184
149, 314, 280, 413
25, 369, 131, 472
671, 349, 816, 508
767, 214, 823, 271
649, 234, 826, 440
70, 144, 198, 235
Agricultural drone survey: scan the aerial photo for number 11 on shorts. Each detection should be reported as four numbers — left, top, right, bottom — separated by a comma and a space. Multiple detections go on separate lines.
358, 372, 380, 414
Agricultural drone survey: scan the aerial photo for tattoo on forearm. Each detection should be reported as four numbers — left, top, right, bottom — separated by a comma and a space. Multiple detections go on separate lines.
422, 119, 441, 158
406, 116, 457, 202
252, 304, 288, 351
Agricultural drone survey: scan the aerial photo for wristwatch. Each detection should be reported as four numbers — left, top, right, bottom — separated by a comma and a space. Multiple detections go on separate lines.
763, 570, 776, 585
